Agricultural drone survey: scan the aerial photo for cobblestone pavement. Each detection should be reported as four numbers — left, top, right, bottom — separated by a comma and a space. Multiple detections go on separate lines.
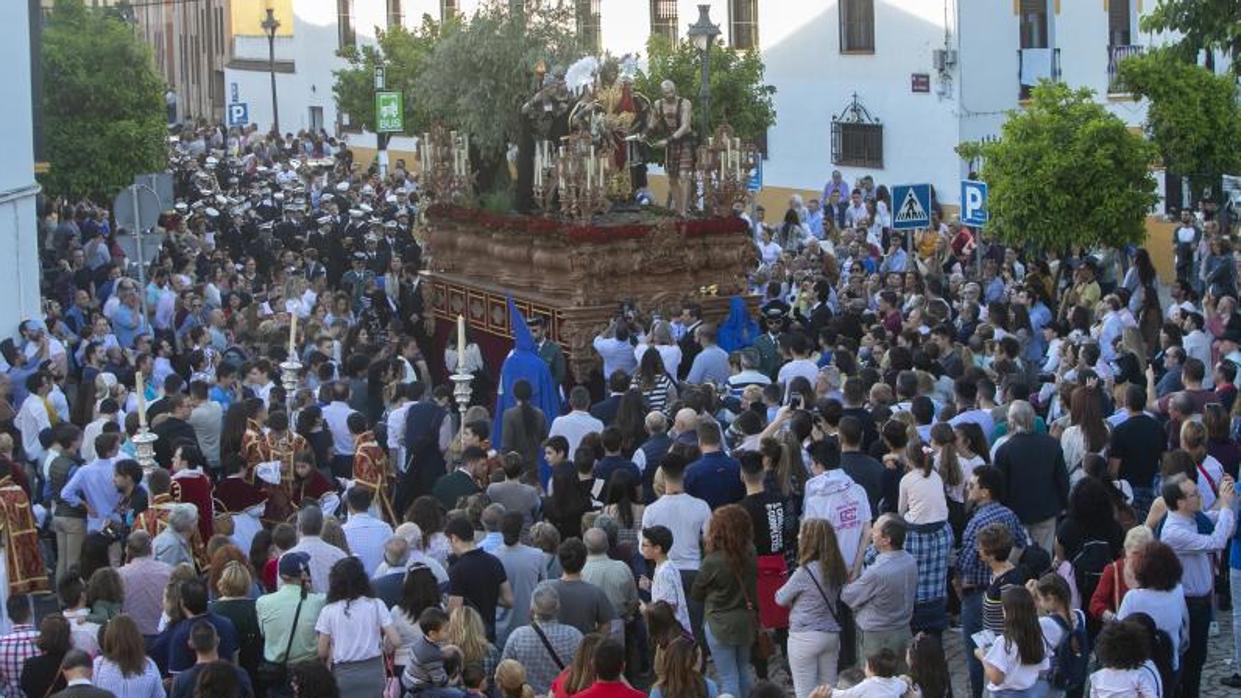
743, 612, 1241, 696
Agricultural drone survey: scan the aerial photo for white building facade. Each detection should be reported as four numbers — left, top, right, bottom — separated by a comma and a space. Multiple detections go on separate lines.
226, 0, 1208, 209
0, 0, 46, 340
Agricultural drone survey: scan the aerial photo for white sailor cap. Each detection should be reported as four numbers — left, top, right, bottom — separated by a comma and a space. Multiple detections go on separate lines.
348, 208, 364, 218
383, 220, 398, 229
204, 207, 219, 218
258, 221, 274, 230
335, 181, 350, 192
385, 194, 398, 204
174, 202, 188, 212
316, 215, 332, 225
205, 156, 219, 166
359, 203, 373, 214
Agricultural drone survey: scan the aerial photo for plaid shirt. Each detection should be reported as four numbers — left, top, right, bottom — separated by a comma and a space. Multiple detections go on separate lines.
957, 501, 1029, 590
864, 520, 954, 603
500, 621, 583, 696
0, 624, 38, 698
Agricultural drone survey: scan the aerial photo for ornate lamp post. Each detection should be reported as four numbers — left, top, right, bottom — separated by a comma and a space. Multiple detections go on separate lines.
261, 7, 281, 133
687, 4, 721, 139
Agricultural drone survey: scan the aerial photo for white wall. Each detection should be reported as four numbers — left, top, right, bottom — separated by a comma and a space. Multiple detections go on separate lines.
0, 0, 45, 338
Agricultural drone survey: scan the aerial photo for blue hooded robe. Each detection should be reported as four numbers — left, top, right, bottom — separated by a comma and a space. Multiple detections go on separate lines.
717, 295, 759, 352
492, 298, 563, 488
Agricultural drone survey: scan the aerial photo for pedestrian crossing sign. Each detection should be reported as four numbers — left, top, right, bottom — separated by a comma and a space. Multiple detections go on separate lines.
892, 183, 931, 230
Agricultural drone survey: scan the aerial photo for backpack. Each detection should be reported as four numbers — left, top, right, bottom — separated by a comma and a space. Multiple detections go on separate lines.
1047, 609, 1089, 691
1070, 539, 1114, 606
1016, 542, 1053, 583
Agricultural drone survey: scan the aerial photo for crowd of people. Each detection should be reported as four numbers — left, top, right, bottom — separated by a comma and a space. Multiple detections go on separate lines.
0, 119, 1236, 698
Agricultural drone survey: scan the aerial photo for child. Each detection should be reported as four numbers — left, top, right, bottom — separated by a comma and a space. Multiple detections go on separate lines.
902, 632, 951, 698
83, 567, 124, 624
811, 648, 908, 697
403, 607, 451, 691
1088, 618, 1162, 697
978, 523, 1023, 633
1030, 573, 1085, 698
975, 587, 1049, 695
461, 663, 489, 697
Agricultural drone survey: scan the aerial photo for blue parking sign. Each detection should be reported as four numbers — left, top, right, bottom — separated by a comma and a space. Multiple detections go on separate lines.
891, 184, 931, 230
961, 179, 989, 226
227, 103, 249, 128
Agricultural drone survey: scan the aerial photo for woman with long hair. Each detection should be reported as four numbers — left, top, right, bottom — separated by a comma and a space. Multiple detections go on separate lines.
445, 606, 500, 681
976, 587, 1049, 695
775, 518, 849, 698
602, 469, 644, 550
650, 636, 718, 698
634, 347, 678, 416
635, 320, 683, 380
690, 504, 757, 698
392, 565, 442, 675
500, 379, 548, 474
1204, 402, 1241, 480
495, 659, 537, 698
955, 422, 991, 466
1060, 385, 1110, 482
614, 389, 649, 456
290, 659, 341, 698
93, 614, 165, 696
407, 495, 451, 566
296, 405, 334, 471
931, 422, 969, 537
543, 448, 597, 541
219, 399, 261, 472
903, 631, 951, 698
550, 632, 605, 698
315, 557, 400, 697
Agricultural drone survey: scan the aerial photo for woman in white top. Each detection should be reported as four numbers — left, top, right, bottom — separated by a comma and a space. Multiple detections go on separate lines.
1117, 541, 1190, 672
757, 229, 783, 266
931, 424, 972, 535
92, 615, 166, 698
976, 587, 1050, 696
1088, 617, 1163, 697
898, 443, 948, 525
635, 320, 683, 380
315, 557, 401, 698
1058, 385, 1110, 483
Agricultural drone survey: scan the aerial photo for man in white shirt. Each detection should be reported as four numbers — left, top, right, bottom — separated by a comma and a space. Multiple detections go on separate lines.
1182, 312, 1214, 389
15, 372, 53, 464
844, 189, 868, 228
592, 320, 638, 378
386, 383, 414, 474
81, 399, 118, 463
341, 487, 394, 577
322, 381, 359, 477
549, 386, 604, 456
641, 454, 710, 640
285, 505, 348, 593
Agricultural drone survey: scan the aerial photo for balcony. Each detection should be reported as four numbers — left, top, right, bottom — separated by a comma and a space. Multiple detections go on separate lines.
1107, 44, 1145, 94
1018, 47, 1061, 100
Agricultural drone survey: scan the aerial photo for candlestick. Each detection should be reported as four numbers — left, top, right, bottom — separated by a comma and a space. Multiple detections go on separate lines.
135, 370, 147, 429
457, 315, 466, 371
288, 311, 298, 357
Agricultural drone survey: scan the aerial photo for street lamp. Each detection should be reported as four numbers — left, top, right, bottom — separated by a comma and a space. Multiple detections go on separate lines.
261, 7, 281, 133
686, 4, 720, 138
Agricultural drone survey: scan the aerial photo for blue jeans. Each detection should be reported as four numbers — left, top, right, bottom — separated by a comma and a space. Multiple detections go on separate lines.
991, 680, 1050, 697
961, 589, 985, 698
704, 621, 751, 698
1232, 568, 1241, 667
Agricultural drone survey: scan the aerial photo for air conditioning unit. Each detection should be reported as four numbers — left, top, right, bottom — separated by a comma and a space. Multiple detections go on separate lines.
932, 48, 958, 70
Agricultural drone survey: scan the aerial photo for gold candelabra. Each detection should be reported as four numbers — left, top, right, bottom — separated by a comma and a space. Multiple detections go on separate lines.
535, 132, 612, 223
697, 124, 757, 217
418, 124, 474, 205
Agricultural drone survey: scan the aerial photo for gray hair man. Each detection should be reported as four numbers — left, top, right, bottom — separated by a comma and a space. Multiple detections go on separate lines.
992, 399, 1070, 551
500, 581, 584, 696
153, 504, 198, 568
284, 504, 348, 593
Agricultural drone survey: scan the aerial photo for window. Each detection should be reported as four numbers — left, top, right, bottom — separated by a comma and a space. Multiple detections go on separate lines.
441, 0, 457, 21
1108, 0, 1131, 46
650, 0, 677, 44
729, 0, 758, 50
1019, 0, 1048, 49
576, 0, 601, 53
839, 0, 874, 52
831, 94, 882, 168
338, 0, 356, 49
387, 0, 403, 29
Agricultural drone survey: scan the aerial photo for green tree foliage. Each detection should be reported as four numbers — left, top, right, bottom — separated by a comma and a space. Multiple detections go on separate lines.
332, 18, 442, 135
414, 0, 578, 187
1118, 48, 1241, 194
965, 82, 1157, 252
40, 0, 167, 202
636, 37, 776, 145
1141, 0, 1241, 75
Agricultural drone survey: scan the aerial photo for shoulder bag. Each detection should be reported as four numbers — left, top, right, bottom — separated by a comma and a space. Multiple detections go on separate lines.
731, 565, 775, 661
256, 591, 306, 687
531, 622, 566, 671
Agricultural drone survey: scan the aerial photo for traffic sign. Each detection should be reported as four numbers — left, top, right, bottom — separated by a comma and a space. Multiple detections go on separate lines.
227, 102, 249, 128
961, 179, 989, 226
375, 91, 404, 133
374, 65, 386, 90
747, 157, 762, 193
892, 183, 931, 230
229, 82, 239, 103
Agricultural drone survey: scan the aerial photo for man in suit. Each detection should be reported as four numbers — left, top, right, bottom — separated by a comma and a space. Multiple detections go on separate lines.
529, 316, 567, 388
52, 649, 111, 697
590, 371, 630, 426
152, 395, 203, 469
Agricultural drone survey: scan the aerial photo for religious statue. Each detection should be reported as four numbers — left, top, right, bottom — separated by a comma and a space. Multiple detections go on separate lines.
516, 66, 572, 213
648, 80, 695, 215
567, 56, 651, 199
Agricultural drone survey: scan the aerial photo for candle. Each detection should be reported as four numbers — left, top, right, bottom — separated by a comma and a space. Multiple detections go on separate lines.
135, 370, 147, 429
288, 311, 298, 357
457, 315, 466, 371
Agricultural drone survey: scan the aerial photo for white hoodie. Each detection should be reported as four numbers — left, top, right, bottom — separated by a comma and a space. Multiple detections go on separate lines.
803, 468, 872, 569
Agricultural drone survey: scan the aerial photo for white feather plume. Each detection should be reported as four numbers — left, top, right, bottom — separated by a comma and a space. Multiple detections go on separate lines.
565, 56, 600, 96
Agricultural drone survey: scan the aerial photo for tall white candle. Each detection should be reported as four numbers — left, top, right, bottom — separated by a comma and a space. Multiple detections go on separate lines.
135, 370, 147, 429
288, 312, 298, 357
457, 315, 466, 371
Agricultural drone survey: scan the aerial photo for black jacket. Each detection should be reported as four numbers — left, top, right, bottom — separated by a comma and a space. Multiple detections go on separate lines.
994, 431, 1070, 524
